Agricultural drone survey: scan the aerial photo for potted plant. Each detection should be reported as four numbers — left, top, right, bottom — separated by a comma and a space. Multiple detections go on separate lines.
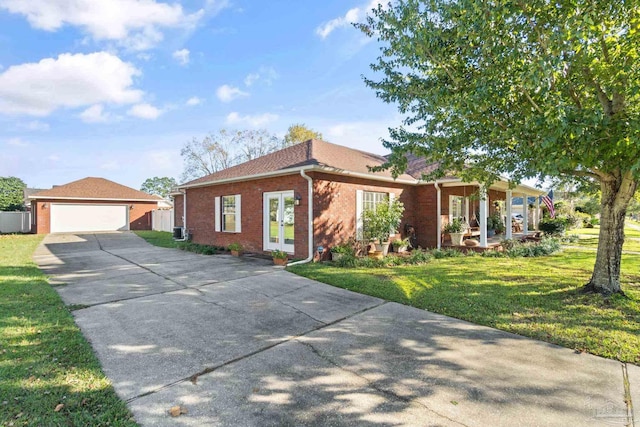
271, 249, 288, 266
443, 218, 466, 246
392, 237, 410, 253
330, 242, 354, 261
487, 212, 503, 237
362, 198, 405, 256
228, 242, 243, 257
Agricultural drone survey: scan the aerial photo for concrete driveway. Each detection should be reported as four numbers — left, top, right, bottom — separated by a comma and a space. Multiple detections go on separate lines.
34, 232, 637, 426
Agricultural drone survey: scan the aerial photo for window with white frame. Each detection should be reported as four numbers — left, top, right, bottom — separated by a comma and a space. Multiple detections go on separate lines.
449, 195, 466, 222
356, 190, 395, 240
215, 194, 242, 233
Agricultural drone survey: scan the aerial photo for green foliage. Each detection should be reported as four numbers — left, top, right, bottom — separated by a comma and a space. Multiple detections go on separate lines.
504, 238, 562, 257
176, 241, 225, 254
271, 249, 288, 260
227, 242, 244, 252
0, 176, 26, 211
133, 231, 178, 248
0, 234, 135, 426
331, 241, 355, 255
443, 218, 465, 233
362, 198, 405, 242
431, 248, 463, 259
140, 176, 177, 199
283, 123, 323, 146
539, 218, 567, 236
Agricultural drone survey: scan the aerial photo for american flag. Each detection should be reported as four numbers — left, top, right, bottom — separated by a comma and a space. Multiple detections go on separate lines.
541, 192, 555, 218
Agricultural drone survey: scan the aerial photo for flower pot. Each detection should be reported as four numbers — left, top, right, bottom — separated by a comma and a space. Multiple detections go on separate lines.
374, 242, 391, 256
487, 229, 496, 238
273, 257, 288, 266
368, 251, 384, 260
231, 250, 242, 257
394, 245, 408, 254
449, 232, 465, 246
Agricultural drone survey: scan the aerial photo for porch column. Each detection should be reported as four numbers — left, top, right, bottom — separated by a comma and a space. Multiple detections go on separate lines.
534, 196, 540, 230
479, 187, 488, 247
505, 189, 513, 239
522, 193, 529, 235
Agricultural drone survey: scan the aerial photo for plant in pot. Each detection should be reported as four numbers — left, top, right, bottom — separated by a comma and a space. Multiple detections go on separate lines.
228, 242, 243, 256
392, 237, 410, 253
271, 249, 288, 266
443, 218, 466, 246
330, 241, 354, 261
362, 198, 405, 256
487, 212, 504, 236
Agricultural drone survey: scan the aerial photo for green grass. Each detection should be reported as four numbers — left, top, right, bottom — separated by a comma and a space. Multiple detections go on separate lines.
289, 249, 640, 364
0, 234, 136, 426
133, 230, 177, 248
568, 224, 640, 252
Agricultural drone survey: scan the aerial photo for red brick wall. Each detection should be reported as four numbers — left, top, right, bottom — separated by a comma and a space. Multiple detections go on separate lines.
414, 185, 439, 248
310, 172, 418, 259
31, 199, 157, 234
183, 174, 310, 258
173, 195, 184, 227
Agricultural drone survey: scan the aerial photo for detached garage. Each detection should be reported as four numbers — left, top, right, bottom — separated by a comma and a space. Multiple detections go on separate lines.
30, 177, 162, 234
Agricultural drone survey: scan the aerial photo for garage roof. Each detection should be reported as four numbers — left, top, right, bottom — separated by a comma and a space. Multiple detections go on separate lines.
30, 177, 162, 202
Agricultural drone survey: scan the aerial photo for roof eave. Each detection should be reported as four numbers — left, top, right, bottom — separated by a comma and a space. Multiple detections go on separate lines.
178, 165, 418, 189
28, 196, 161, 202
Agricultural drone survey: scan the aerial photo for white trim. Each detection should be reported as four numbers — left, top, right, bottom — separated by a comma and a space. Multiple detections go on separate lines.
28, 196, 161, 202
479, 188, 488, 247
522, 193, 529, 235
289, 170, 314, 266
214, 196, 221, 232
235, 194, 242, 233
263, 191, 295, 253
505, 190, 513, 239
435, 182, 442, 249
355, 190, 364, 240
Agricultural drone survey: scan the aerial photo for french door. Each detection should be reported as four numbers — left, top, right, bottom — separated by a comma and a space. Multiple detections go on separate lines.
263, 191, 295, 253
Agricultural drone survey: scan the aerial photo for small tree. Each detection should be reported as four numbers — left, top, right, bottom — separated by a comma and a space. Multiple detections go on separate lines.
140, 177, 177, 199
362, 198, 405, 243
0, 177, 26, 211
283, 124, 323, 146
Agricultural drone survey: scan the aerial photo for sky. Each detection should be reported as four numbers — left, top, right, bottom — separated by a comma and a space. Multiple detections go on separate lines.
0, 0, 401, 190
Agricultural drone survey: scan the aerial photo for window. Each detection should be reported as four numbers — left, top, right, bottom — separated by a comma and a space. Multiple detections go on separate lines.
356, 190, 395, 240
363, 191, 388, 213
215, 194, 241, 233
450, 196, 465, 221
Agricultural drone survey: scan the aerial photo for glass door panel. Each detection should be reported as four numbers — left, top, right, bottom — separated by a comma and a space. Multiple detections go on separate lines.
264, 191, 295, 253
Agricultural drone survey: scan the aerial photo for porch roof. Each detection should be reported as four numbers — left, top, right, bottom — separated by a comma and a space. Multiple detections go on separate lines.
438, 179, 547, 196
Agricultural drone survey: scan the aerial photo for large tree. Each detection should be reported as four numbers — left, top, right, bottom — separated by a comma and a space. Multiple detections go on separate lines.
283, 123, 323, 146
0, 176, 27, 211
360, 1, 639, 295
180, 129, 282, 182
140, 176, 177, 199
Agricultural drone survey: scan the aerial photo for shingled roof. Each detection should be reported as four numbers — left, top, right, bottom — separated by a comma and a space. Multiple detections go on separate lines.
30, 177, 163, 201
182, 139, 432, 187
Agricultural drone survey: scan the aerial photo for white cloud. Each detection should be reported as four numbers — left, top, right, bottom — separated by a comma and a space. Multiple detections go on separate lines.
79, 104, 111, 123
216, 84, 249, 103
316, 0, 384, 39
226, 112, 279, 127
0, 52, 142, 116
127, 103, 163, 120
244, 66, 278, 87
48, 154, 60, 162
172, 48, 190, 65
6, 137, 28, 147
0, 0, 204, 51
18, 120, 49, 131
186, 97, 202, 106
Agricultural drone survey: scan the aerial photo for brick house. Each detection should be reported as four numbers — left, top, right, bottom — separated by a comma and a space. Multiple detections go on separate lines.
30, 177, 163, 234
173, 140, 545, 261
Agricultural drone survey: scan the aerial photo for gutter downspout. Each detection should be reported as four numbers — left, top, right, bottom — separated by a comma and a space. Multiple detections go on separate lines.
435, 182, 442, 249
288, 170, 314, 266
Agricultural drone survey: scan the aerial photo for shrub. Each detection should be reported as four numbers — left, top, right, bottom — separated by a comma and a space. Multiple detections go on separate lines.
504, 238, 561, 257
228, 242, 243, 252
443, 218, 466, 233
572, 211, 592, 228
331, 241, 355, 256
539, 218, 566, 236
406, 249, 432, 264
431, 248, 463, 259
562, 234, 580, 244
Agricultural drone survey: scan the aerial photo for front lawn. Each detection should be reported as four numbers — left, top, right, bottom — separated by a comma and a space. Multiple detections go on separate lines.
133, 230, 177, 248
0, 234, 136, 426
569, 224, 640, 252
289, 249, 640, 364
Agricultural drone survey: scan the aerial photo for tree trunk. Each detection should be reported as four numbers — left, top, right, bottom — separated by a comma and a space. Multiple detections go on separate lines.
583, 175, 637, 295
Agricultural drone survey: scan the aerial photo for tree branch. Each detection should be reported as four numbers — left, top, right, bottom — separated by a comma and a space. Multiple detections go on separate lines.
582, 68, 612, 115
521, 88, 544, 114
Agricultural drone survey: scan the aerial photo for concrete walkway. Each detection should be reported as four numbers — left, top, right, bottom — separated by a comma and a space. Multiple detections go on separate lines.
34, 232, 637, 426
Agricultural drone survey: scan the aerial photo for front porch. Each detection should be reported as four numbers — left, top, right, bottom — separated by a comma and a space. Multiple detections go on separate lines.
435, 180, 547, 250
441, 232, 541, 252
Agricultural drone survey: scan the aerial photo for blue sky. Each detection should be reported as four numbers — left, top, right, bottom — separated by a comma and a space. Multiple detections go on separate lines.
0, 0, 399, 190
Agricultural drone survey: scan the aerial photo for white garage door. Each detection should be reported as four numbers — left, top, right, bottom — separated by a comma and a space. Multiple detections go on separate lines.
51, 204, 129, 233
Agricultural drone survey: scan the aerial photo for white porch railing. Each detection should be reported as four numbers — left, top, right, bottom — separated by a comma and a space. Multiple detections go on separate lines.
151, 209, 174, 232
0, 211, 31, 233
